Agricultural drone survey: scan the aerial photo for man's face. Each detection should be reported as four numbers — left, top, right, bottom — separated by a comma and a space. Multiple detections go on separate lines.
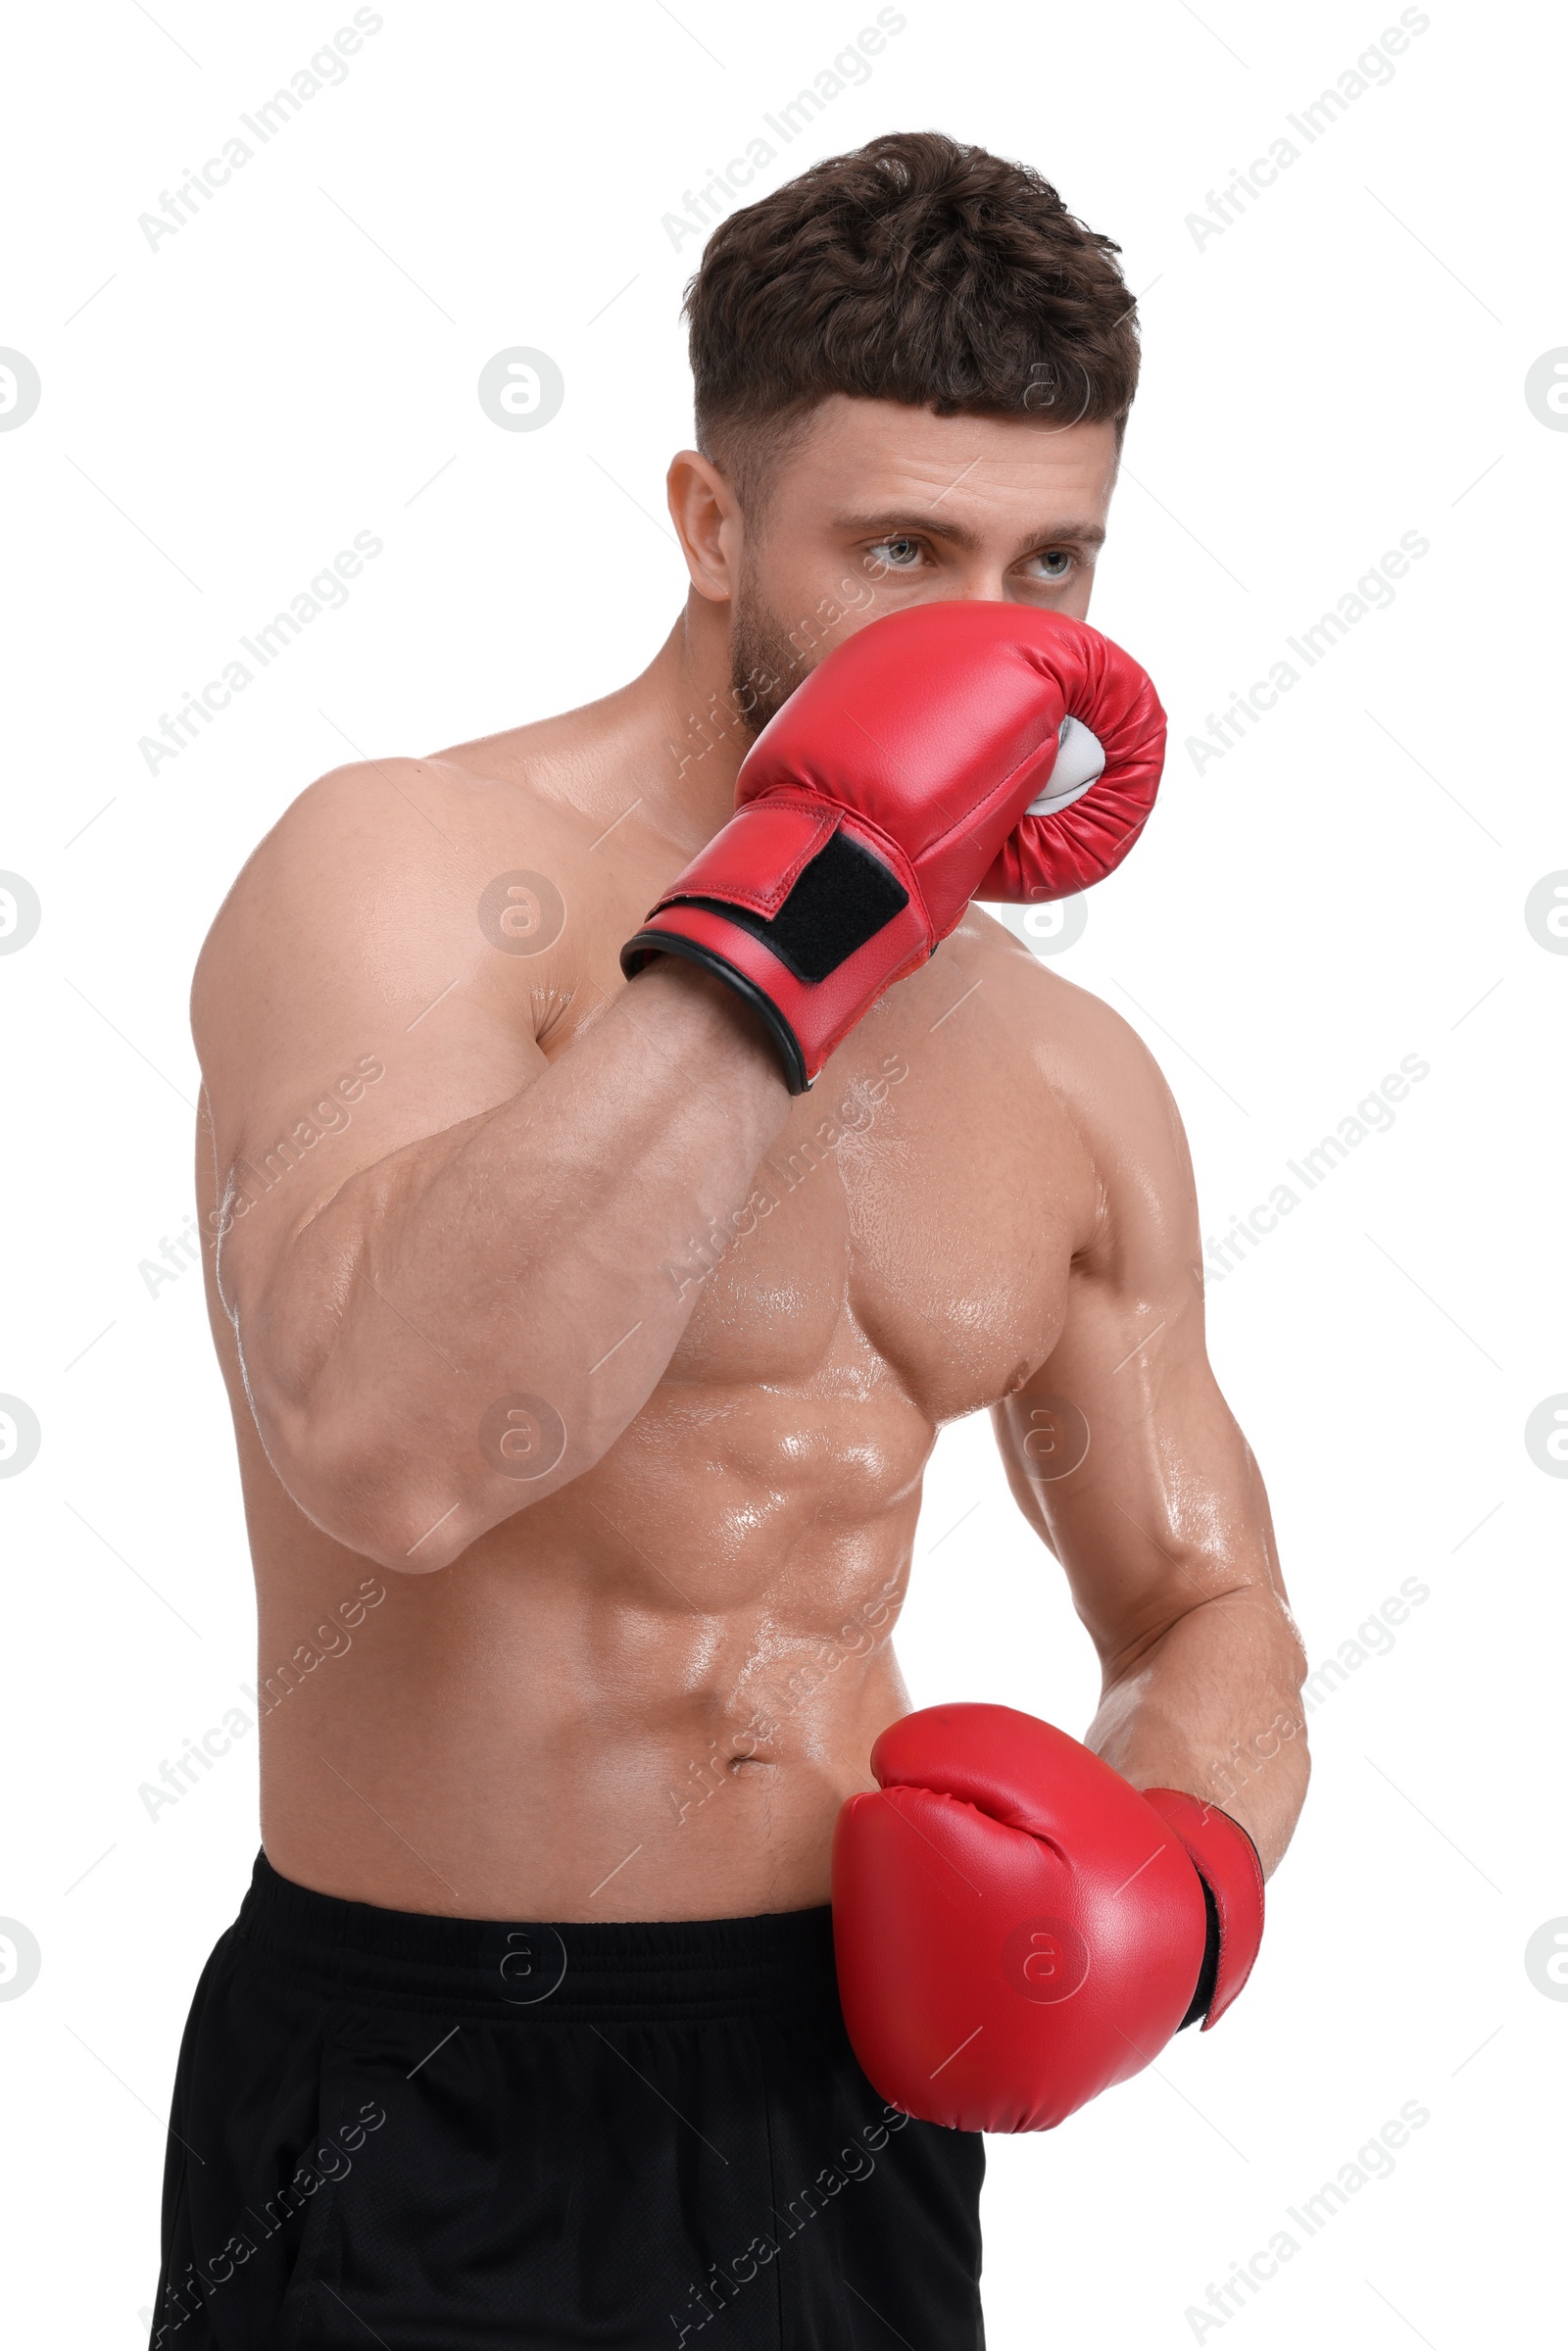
727, 396, 1121, 735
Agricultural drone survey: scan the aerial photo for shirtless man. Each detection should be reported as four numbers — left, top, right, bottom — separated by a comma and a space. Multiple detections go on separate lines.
153, 132, 1307, 2349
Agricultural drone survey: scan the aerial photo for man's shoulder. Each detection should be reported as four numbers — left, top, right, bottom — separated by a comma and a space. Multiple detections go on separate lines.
254, 741, 573, 871
190, 742, 603, 1037
963, 907, 1161, 1085
204, 710, 631, 945
960, 906, 1185, 1166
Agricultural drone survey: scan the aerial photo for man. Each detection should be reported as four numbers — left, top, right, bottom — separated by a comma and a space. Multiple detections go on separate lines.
156, 132, 1307, 2347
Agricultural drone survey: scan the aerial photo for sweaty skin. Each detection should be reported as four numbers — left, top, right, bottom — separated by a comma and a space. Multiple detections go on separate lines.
193, 400, 1308, 1924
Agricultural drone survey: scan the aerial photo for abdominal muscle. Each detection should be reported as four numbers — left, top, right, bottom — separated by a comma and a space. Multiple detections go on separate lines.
243, 1374, 931, 1925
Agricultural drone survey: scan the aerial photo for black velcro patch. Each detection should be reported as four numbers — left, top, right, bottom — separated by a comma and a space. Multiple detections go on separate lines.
669, 828, 909, 985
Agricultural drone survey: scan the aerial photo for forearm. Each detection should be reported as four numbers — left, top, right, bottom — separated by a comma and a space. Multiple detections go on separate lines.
1082, 1586, 1309, 1874
242, 961, 790, 1567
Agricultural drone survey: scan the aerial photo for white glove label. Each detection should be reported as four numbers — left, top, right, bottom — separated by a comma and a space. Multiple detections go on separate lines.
1024, 715, 1106, 816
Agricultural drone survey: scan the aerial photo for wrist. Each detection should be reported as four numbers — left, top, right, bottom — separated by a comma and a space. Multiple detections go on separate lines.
619, 954, 795, 1104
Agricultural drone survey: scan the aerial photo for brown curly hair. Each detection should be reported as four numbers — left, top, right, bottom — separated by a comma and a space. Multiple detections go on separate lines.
685, 130, 1141, 508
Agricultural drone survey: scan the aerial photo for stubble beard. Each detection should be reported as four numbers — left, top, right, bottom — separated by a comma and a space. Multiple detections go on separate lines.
727, 560, 809, 745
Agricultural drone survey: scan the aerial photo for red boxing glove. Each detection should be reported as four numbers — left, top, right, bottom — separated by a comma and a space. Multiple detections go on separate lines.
621, 602, 1165, 1093
831, 1704, 1264, 2134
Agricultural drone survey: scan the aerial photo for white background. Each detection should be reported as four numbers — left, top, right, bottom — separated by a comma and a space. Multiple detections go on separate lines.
2, 1, 1564, 2342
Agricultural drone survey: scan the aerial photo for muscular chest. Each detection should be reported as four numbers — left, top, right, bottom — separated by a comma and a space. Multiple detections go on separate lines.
662, 941, 1101, 1421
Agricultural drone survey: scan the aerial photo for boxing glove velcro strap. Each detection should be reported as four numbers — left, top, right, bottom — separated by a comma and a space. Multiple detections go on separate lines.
667, 829, 909, 985
1142, 1789, 1265, 2030
619, 804, 928, 1093
624, 822, 910, 988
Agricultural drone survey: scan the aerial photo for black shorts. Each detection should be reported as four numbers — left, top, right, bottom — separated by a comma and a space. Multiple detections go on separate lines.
153, 1852, 985, 2348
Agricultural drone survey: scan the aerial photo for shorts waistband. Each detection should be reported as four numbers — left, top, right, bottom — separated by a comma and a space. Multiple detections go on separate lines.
229, 1851, 841, 2024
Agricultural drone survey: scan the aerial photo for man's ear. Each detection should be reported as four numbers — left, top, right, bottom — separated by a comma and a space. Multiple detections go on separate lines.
667, 449, 743, 604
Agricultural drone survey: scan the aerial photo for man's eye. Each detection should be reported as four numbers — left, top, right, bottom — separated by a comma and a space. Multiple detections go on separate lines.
869, 537, 923, 568
1036, 550, 1074, 580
